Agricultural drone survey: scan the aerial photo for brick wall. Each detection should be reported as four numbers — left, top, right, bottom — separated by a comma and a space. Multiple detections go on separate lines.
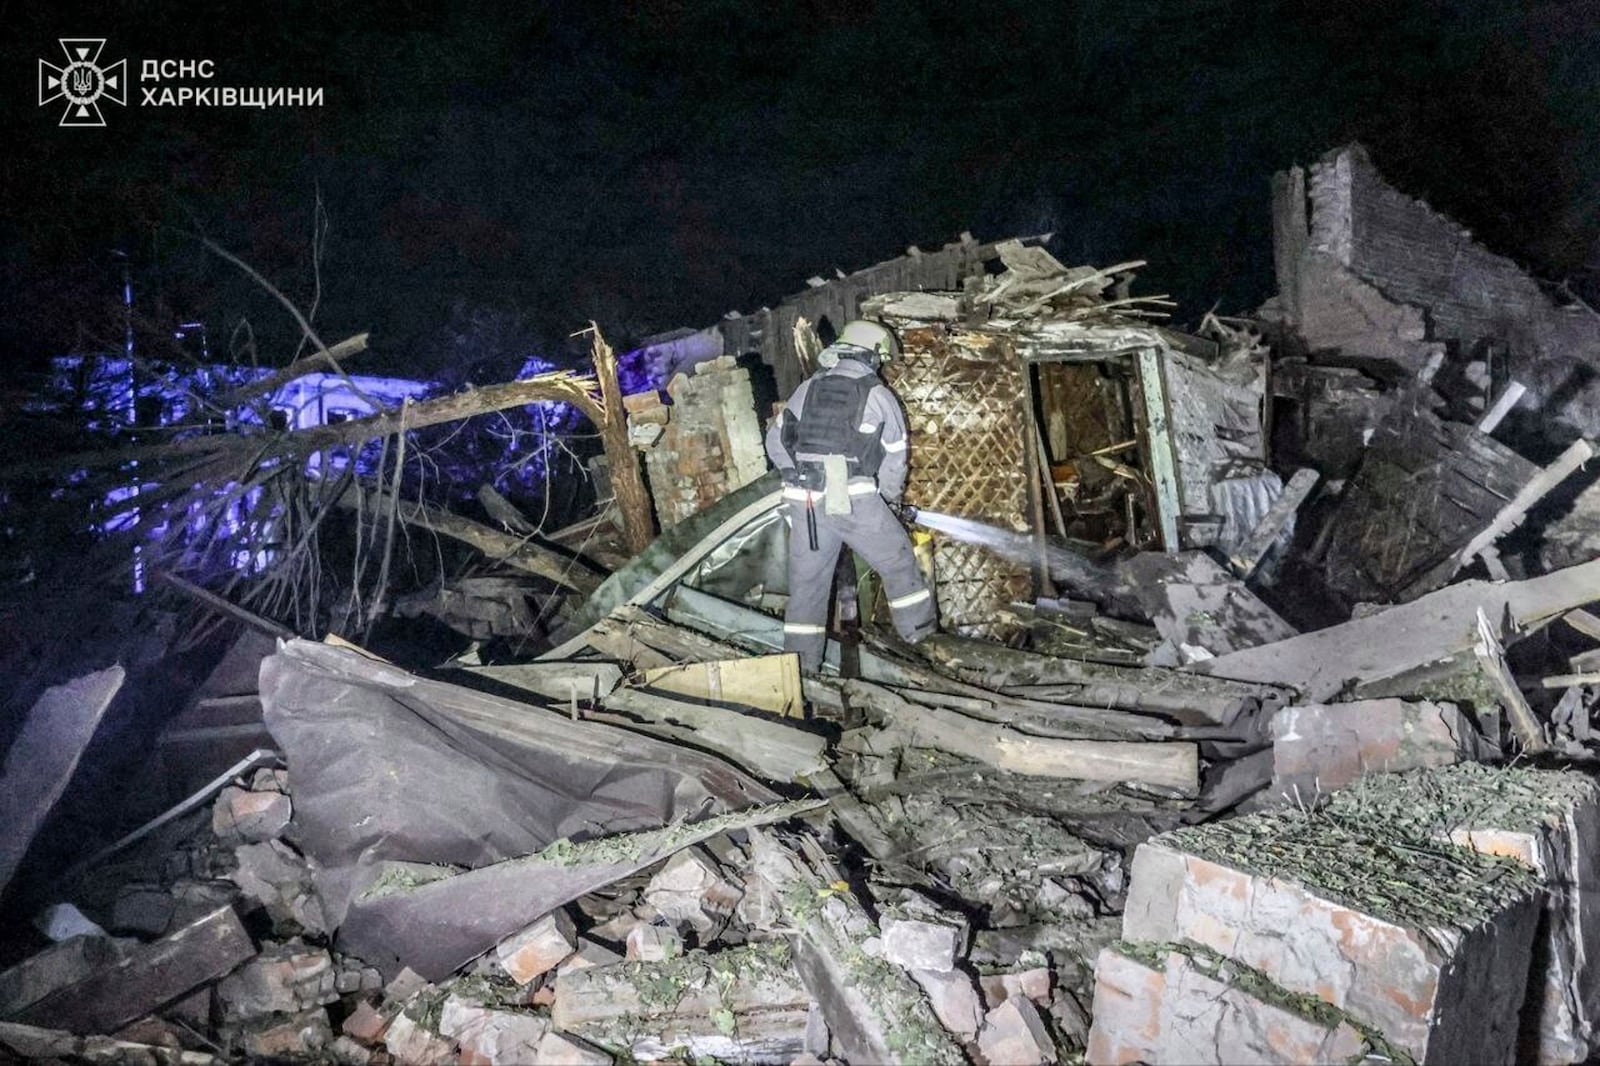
636, 356, 768, 529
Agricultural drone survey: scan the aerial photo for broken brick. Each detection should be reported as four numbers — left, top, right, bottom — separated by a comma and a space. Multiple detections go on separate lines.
1086, 944, 1368, 1066
624, 923, 682, 963
241, 1006, 334, 1060
212, 785, 292, 843
216, 942, 338, 1022
495, 910, 577, 985
341, 1000, 391, 1044
911, 967, 984, 1040
881, 916, 962, 973
1269, 698, 1481, 800
978, 995, 1056, 1065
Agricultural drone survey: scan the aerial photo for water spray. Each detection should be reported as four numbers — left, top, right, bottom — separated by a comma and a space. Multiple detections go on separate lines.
908, 508, 1124, 606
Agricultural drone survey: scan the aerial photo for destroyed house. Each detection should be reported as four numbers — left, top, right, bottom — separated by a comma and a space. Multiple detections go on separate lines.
15, 156, 1600, 1066
618, 240, 1275, 646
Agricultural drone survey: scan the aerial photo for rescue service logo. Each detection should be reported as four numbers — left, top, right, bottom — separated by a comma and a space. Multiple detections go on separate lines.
38, 38, 127, 127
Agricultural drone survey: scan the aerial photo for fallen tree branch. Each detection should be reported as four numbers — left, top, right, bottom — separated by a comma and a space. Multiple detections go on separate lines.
336, 485, 606, 595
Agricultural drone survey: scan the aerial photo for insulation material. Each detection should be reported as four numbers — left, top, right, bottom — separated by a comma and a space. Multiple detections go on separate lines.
881, 326, 1034, 639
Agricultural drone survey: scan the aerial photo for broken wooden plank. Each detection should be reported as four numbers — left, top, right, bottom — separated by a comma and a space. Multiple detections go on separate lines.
746, 831, 965, 1066
1228, 468, 1319, 579
1475, 380, 1526, 434
1542, 673, 1600, 689
1474, 607, 1549, 753
1450, 438, 1595, 578
844, 680, 1198, 795
1201, 557, 1600, 701
916, 631, 1286, 726
1135, 348, 1182, 552
0, 666, 125, 897
16, 906, 254, 1035
552, 943, 811, 1062
641, 653, 803, 719
599, 687, 828, 783
1564, 608, 1600, 643
461, 661, 624, 705
339, 487, 605, 594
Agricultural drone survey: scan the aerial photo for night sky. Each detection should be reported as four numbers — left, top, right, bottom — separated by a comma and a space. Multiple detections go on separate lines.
4, 0, 1599, 382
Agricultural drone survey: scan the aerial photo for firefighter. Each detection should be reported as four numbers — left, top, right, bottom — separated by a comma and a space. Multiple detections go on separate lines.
764, 319, 936, 671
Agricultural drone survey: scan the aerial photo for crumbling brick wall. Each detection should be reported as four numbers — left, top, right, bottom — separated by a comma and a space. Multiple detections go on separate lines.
638, 356, 768, 529
1310, 146, 1554, 351
1275, 144, 1600, 437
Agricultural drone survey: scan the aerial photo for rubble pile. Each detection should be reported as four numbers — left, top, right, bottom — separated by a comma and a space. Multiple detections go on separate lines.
7, 146, 1600, 1065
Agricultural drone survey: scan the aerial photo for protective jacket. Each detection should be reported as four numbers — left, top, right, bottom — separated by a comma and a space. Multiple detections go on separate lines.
763, 358, 910, 502
762, 356, 933, 671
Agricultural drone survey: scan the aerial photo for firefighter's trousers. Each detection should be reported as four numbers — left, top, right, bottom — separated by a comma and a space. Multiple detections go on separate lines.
783, 491, 936, 672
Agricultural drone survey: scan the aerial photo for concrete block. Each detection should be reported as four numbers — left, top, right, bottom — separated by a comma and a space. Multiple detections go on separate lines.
978, 996, 1056, 1065
1121, 812, 1543, 1063
881, 917, 962, 972
536, 1030, 613, 1065
1269, 698, 1479, 800
1086, 944, 1371, 1066
911, 967, 983, 1040
1328, 764, 1600, 1064
495, 910, 577, 985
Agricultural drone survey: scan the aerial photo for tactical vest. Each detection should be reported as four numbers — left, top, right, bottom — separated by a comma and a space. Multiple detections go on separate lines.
786, 371, 886, 486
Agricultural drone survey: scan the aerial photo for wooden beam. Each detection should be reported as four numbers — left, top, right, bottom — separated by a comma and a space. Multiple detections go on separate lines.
1135, 348, 1182, 552
1474, 607, 1549, 753
1475, 381, 1527, 434
1542, 672, 1600, 689
1202, 557, 1600, 701
844, 679, 1198, 795
1564, 608, 1600, 643
1229, 468, 1319, 578
1453, 438, 1594, 573
16, 907, 254, 1035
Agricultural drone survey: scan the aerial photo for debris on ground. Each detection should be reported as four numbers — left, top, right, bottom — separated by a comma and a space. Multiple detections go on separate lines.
6, 145, 1600, 1065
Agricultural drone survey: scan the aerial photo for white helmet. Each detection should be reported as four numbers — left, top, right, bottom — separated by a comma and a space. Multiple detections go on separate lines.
818, 319, 899, 369
838, 319, 899, 362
